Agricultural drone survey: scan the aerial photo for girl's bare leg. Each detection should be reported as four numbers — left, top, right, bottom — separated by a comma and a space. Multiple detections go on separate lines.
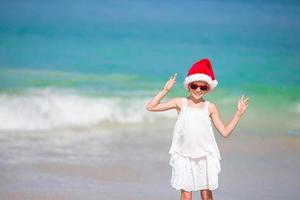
181, 189, 192, 200
200, 189, 213, 200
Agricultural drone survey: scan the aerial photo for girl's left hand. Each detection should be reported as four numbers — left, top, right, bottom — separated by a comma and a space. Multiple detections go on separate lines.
237, 95, 249, 115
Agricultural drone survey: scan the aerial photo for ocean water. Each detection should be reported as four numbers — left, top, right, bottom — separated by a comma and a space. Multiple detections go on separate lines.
0, 0, 299, 134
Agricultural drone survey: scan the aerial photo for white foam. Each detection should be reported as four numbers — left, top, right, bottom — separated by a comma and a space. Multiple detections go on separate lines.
0, 89, 176, 131
291, 101, 300, 114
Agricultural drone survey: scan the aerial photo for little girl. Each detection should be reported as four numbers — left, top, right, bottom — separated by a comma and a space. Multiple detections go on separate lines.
146, 58, 249, 200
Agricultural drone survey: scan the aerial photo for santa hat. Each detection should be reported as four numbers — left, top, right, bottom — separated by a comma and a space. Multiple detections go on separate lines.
184, 58, 218, 90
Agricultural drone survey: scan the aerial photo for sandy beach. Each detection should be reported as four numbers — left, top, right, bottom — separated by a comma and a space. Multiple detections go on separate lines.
1, 126, 299, 200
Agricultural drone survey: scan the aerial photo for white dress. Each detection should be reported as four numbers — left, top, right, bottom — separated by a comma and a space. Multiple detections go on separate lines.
169, 97, 221, 191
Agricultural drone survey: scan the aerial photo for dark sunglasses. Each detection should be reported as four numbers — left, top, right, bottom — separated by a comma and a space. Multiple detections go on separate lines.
189, 83, 209, 91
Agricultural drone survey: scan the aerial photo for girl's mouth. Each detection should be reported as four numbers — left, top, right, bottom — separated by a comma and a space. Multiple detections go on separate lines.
193, 92, 203, 96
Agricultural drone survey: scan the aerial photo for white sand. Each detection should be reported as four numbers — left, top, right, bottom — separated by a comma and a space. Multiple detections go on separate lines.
0, 127, 299, 199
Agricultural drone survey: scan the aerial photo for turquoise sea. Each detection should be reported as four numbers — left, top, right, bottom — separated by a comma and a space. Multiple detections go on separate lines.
0, 0, 299, 134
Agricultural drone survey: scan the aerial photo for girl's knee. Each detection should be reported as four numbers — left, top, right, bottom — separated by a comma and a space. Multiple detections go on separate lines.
200, 189, 213, 200
181, 189, 192, 200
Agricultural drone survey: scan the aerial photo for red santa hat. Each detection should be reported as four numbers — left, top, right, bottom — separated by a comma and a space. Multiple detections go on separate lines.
184, 58, 218, 90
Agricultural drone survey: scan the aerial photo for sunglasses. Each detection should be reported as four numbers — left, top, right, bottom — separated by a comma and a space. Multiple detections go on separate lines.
189, 83, 209, 91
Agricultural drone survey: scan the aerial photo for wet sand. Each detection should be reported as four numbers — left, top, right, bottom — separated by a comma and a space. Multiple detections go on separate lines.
0, 127, 299, 199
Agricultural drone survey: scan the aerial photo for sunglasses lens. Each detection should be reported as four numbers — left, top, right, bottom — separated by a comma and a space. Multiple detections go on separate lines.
200, 85, 208, 91
190, 84, 198, 90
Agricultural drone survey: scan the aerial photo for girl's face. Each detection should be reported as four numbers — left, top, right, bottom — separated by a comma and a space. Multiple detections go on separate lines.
188, 81, 210, 99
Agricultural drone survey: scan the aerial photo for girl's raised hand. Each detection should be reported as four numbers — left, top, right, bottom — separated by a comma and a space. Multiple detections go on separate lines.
237, 95, 249, 115
163, 73, 177, 92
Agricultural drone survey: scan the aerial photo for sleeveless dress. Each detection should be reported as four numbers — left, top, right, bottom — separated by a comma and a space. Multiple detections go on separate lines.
169, 97, 221, 191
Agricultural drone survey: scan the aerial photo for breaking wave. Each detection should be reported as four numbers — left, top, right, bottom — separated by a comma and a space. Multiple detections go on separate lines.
0, 88, 176, 131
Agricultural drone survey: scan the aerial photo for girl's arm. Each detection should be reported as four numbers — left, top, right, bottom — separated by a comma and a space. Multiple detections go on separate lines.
146, 73, 179, 112
210, 95, 249, 138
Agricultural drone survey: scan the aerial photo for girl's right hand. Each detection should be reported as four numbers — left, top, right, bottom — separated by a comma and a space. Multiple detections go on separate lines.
163, 73, 177, 92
